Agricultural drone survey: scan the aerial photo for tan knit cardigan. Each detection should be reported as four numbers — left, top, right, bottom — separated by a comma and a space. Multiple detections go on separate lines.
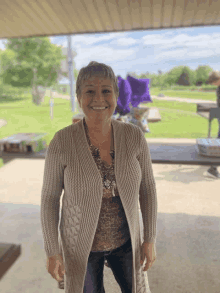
41, 118, 157, 293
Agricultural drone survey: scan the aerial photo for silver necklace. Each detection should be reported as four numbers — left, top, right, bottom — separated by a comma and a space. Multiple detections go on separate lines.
83, 119, 116, 197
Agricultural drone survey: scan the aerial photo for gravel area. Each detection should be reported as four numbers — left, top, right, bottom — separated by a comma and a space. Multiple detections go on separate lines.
151, 95, 215, 104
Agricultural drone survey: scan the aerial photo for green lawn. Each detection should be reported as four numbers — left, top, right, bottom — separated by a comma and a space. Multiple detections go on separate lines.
142, 98, 219, 138
55, 86, 218, 101
145, 88, 219, 138
0, 92, 80, 149
0, 89, 219, 168
150, 87, 217, 102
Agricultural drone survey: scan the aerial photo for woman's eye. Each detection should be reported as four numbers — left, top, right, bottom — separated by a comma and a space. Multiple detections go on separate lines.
87, 90, 110, 94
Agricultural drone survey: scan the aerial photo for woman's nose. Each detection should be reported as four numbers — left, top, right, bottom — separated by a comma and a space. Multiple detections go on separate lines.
93, 92, 105, 101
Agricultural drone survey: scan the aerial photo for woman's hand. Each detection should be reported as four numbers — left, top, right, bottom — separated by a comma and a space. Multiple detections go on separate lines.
140, 242, 156, 271
47, 254, 65, 282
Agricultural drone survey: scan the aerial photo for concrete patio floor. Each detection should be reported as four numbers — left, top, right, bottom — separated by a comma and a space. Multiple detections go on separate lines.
0, 144, 220, 293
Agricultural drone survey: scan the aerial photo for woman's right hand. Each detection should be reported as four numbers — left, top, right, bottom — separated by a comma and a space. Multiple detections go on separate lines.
47, 254, 65, 282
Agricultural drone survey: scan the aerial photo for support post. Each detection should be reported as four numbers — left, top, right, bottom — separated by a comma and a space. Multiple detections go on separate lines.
67, 35, 75, 114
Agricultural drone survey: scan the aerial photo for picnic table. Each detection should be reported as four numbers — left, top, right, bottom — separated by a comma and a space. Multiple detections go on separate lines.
196, 102, 218, 119
149, 142, 220, 166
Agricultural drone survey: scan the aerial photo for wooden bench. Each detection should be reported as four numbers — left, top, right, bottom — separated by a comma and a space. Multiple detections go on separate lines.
0, 243, 21, 280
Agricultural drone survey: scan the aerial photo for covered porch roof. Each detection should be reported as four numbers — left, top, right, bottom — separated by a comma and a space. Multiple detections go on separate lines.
0, 0, 219, 39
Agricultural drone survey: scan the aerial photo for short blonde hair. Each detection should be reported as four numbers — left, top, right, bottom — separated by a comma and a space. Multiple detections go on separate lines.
76, 61, 119, 103
208, 70, 220, 84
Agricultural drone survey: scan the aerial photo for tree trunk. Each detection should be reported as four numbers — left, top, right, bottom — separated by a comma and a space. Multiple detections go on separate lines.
31, 67, 46, 105
32, 85, 46, 105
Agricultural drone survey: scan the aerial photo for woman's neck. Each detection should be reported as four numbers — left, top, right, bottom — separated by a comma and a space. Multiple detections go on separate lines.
85, 118, 112, 146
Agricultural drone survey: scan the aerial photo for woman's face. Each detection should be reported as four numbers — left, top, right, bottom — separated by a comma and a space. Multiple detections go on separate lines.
78, 75, 117, 121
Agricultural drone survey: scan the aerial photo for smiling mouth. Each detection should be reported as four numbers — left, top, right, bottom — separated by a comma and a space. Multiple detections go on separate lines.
91, 107, 108, 110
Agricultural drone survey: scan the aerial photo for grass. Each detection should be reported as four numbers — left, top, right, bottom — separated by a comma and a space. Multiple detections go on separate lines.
0, 92, 81, 147
150, 87, 217, 102
142, 99, 219, 138
0, 87, 219, 170
54, 85, 218, 101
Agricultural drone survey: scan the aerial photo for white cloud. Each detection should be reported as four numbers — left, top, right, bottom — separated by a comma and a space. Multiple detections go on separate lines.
74, 45, 135, 66
70, 32, 130, 46
140, 32, 220, 63
110, 37, 139, 46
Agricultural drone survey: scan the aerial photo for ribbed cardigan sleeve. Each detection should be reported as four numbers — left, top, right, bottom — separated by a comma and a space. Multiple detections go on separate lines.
137, 127, 158, 244
41, 131, 64, 258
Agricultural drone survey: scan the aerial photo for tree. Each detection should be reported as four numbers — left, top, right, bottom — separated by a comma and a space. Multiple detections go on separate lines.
177, 71, 190, 86
126, 72, 139, 79
74, 68, 78, 81
195, 65, 213, 85
165, 65, 186, 86
0, 37, 67, 105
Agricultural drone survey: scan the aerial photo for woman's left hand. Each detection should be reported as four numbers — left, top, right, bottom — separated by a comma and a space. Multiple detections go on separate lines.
140, 242, 156, 271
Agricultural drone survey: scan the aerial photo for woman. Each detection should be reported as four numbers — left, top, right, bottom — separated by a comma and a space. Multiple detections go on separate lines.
41, 61, 158, 293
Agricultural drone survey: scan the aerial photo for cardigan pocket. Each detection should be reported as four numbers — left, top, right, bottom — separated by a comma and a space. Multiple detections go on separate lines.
60, 205, 82, 258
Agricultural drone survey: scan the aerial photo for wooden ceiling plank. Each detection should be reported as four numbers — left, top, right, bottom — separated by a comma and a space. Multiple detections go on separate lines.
92, 0, 114, 32
128, 0, 142, 30
117, 0, 133, 30
61, 0, 97, 33
0, 19, 16, 39
152, 0, 164, 29
0, 0, 220, 39
192, 0, 207, 26
161, 0, 175, 28
54, 0, 85, 33
171, 0, 185, 28
0, 23, 16, 40
0, 1, 38, 38
0, 3, 17, 35
141, 0, 153, 30
202, 0, 219, 25
214, 15, 220, 25
182, 0, 197, 27
84, 0, 105, 31
104, 0, 123, 31
38, 0, 69, 33
5, 0, 41, 36
43, 0, 76, 32
17, 0, 52, 36
211, 12, 220, 26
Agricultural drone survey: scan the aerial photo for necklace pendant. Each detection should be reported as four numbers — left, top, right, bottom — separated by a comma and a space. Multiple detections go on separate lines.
112, 186, 115, 197
104, 179, 111, 189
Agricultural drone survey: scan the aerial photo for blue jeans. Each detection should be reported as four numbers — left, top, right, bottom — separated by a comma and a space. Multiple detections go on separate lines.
83, 237, 133, 293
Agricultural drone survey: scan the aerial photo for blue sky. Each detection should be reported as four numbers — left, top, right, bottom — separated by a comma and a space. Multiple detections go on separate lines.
0, 25, 220, 84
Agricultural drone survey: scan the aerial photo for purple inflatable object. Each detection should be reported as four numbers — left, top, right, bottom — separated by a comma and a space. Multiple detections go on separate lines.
114, 75, 152, 116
